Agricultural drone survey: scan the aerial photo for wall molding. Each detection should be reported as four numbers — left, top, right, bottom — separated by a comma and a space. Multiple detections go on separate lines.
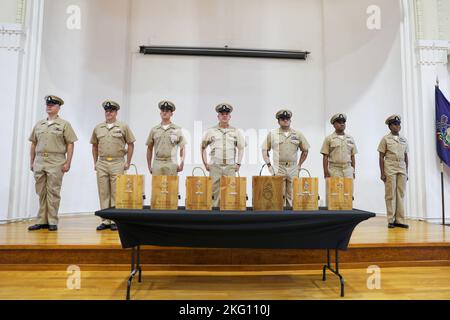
415, 0, 450, 42
16, 0, 26, 25
417, 39, 450, 65
0, 24, 24, 52
400, 0, 425, 220
414, 0, 424, 39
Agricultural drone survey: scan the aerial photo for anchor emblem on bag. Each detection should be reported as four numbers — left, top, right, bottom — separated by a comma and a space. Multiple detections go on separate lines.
125, 178, 133, 193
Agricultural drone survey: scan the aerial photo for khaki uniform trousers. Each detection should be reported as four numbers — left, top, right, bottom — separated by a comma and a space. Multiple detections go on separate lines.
210, 164, 238, 207
328, 164, 354, 178
96, 158, 124, 225
384, 173, 407, 224
33, 154, 66, 226
275, 163, 300, 207
153, 159, 178, 176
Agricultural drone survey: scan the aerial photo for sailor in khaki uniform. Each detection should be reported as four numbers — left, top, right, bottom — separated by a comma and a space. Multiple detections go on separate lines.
146, 101, 186, 176
321, 114, 357, 179
201, 104, 246, 208
262, 110, 310, 207
91, 101, 136, 231
28, 95, 78, 232
378, 115, 409, 229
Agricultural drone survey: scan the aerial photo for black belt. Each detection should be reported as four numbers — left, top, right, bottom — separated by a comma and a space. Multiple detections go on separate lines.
278, 162, 295, 166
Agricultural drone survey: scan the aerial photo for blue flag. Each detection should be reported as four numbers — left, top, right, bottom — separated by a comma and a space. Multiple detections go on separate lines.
436, 86, 450, 167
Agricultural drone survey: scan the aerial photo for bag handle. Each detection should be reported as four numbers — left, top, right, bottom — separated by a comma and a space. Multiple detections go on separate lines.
235, 165, 241, 178
298, 168, 311, 178
125, 164, 145, 200
192, 167, 207, 176
126, 164, 139, 175
259, 164, 275, 176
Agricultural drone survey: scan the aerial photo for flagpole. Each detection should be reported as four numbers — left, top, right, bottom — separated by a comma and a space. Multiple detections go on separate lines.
441, 161, 446, 226
436, 78, 448, 226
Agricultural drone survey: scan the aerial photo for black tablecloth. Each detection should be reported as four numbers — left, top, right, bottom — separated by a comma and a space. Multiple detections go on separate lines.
95, 207, 375, 250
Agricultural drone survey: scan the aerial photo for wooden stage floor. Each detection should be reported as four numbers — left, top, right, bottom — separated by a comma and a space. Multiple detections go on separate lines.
0, 214, 449, 268
1, 214, 449, 247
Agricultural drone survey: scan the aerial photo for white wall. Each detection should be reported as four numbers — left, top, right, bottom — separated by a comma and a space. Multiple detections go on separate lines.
36, 0, 130, 214
128, 0, 325, 205
0, 0, 18, 23
323, 0, 404, 213
440, 0, 450, 41
5, 0, 410, 218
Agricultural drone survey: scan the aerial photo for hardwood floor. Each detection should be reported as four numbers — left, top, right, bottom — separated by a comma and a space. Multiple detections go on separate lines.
0, 265, 449, 300
1, 215, 449, 300
1, 214, 449, 248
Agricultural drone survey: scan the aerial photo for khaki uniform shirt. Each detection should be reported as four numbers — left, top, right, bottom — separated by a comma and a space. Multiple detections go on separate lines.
377, 133, 409, 175
262, 128, 310, 163
320, 132, 357, 165
90, 121, 136, 158
29, 117, 78, 154
202, 126, 246, 165
146, 123, 186, 160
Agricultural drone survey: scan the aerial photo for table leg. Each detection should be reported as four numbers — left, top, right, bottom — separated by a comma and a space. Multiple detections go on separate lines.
322, 249, 331, 281
126, 246, 139, 300
137, 245, 142, 283
322, 248, 345, 297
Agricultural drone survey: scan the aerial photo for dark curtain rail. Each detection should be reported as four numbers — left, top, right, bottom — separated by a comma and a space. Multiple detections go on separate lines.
139, 46, 310, 60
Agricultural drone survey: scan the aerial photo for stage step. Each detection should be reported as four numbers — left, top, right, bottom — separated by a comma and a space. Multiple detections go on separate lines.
1, 243, 450, 269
